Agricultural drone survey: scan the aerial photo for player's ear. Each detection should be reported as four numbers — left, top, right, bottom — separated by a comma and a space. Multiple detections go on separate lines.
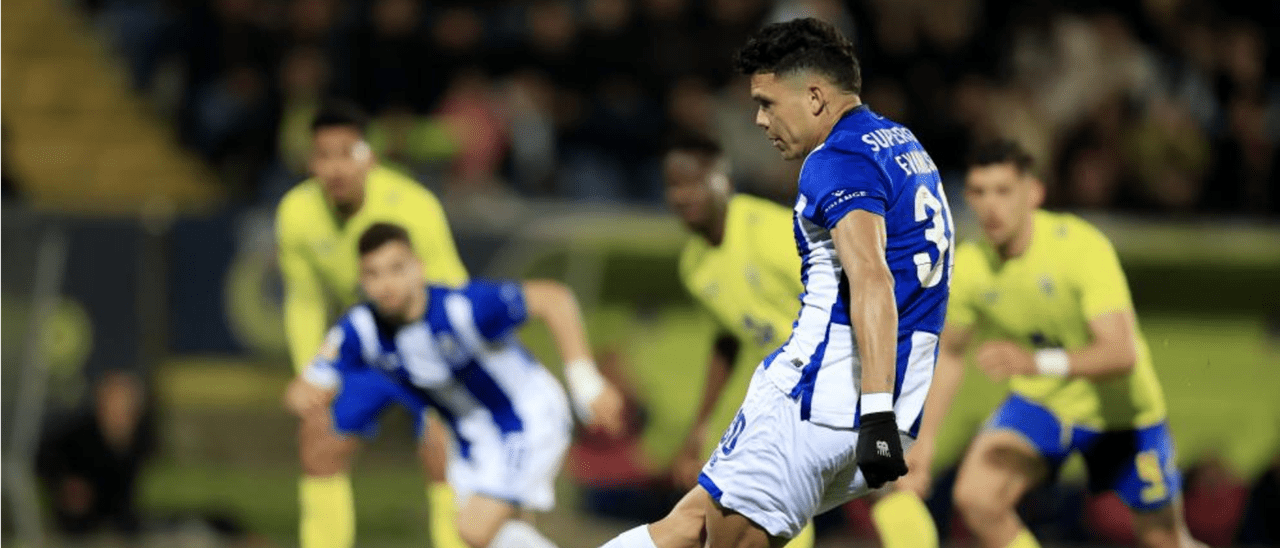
708, 173, 731, 196
808, 83, 825, 116
1027, 175, 1046, 208
353, 140, 374, 168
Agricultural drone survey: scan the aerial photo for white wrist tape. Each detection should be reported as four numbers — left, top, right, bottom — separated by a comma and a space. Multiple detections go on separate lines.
303, 364, 340, 390
1034, 349, 1071, 377
565, 358, 606, 421
860, 392, 894, 415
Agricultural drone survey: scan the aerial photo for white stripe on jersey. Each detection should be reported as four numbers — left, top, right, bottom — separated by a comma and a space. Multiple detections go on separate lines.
895, 332, 937, 432
398, 322, 450, 386
348, 307, 382, 364
442, 293, 533, 408
777, 194, 845, 365
444, 293, 486, 353
765, 194, 854, 424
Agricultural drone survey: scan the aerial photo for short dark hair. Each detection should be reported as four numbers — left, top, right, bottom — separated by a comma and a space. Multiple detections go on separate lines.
733, 18, 861, 94
358, 222, 412, 256
312, 99, 369, 135
663, 131, 723, 161
968, 139, 1035, 174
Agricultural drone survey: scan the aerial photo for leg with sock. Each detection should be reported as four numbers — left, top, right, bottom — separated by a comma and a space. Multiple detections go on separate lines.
871, 490, 939, 548
298, 412, 360, 548
301, 474, 356, 548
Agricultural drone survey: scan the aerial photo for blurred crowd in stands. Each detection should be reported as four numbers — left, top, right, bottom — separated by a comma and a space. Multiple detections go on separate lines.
83, 0, 1278, 212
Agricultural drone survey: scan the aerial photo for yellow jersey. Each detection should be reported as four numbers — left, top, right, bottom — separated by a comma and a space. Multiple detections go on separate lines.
678, 194, 803, 437
276, 165, 469, 371
947, 210, 1166, 429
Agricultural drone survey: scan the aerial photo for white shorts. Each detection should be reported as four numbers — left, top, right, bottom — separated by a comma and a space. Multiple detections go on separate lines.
445, 367, 572, 512
698, 365, 914, 539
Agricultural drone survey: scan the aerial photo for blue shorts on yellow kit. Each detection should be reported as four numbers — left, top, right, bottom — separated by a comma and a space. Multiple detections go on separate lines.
987, 394, 1180, 512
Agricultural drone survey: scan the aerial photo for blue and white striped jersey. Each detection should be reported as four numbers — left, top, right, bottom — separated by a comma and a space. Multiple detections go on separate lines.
762, 105, 955, 433
305, 279, 557, 456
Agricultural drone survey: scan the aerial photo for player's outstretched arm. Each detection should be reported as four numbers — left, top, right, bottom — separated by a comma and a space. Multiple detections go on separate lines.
897, 323, 972, 497
521, 280, 626, 436
277, 212, 331, 374
283, 325, 349, 416
673, 333, 740, 487
832, 210, 907, 489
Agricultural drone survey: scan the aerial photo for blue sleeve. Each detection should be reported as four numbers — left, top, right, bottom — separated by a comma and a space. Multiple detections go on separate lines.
463, 279, 528, 342
800, 148, 889, 229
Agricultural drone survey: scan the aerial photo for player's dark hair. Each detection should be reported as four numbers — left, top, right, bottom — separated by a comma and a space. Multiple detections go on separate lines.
733, 18, 861, 94
968, 139, 1035, 174
312, 99, 369, 135
358, 222, 412, 256
663, 131, 723, 161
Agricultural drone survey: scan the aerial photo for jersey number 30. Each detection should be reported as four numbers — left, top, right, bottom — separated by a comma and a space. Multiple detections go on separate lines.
913, 185, 950, 288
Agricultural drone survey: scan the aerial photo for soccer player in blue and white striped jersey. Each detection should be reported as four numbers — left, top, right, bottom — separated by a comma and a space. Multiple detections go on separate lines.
285, 222, 625, 548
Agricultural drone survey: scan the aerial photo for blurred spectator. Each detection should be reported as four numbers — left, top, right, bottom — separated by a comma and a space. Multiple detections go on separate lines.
1123, 97, 1212, 212
77, 0, 1276, 214
501, 69, 560, 195
351, 0, 428, 112
277, 45, 331, 174
434, 68, 510, 195
36, 370, 156, 540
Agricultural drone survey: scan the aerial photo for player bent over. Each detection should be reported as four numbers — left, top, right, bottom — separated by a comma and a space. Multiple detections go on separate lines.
286, 222, 625, 548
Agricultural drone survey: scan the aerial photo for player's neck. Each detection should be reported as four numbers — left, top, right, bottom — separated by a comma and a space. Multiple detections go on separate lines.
403, 288, 428, 323
997, 215, 1036, 260
332, 195, 364, 222
813, 96, 863, 151
701, 204, 729, 247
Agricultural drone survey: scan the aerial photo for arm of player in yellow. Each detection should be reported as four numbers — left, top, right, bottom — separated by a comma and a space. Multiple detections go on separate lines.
1061, 311, 1139, 380
1062, 228, 1139, 380
686, 333, 739, 442
407, 189, 468, 286
673, 333, 740, 486
832, 210, 898, 396
278, 215, 330, 374
522, 280, 626, 436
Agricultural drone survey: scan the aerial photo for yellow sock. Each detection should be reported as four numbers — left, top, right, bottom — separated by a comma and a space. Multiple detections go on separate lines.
782, 521, 815, 548
1004, 528, 1042, 548
300, 474, 355, 548
871, 491, 939, 548
427, 482, 468, 548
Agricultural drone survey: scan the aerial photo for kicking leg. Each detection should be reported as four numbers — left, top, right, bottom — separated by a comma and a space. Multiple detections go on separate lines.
704, 497, 788, 548
600, 486, 710, 548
